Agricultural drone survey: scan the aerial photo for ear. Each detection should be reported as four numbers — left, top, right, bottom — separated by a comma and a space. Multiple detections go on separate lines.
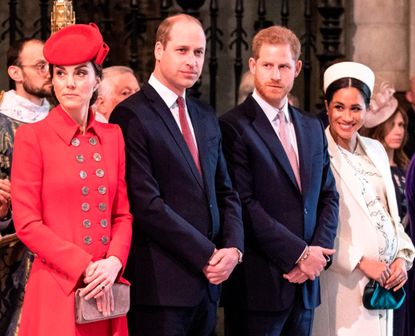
248, 57, 256, 75
294, 60, 302, 78
154, 41, 164, 62
93, 77, 101, 92
324, 99, 329, 114
406, 90, 413, 104
8, 65, 23, 83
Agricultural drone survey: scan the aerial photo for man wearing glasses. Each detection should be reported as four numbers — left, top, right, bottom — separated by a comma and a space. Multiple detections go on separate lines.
0, 38, 51, 336
0, 38, 51, 230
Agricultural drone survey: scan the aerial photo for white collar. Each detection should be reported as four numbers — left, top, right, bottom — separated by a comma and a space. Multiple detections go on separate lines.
252, 90, 290, 123
148, 74, 187, 109
0, 90, 50, 123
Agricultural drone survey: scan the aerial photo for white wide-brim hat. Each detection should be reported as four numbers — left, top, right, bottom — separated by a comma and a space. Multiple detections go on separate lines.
323, 61, 375, 95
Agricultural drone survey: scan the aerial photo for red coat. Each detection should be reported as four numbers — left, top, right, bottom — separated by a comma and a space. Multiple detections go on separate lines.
11, 106, 132, 336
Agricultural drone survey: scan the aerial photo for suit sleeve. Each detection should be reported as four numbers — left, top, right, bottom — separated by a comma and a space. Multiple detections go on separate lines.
110, 107, 216, 273
214, 120, 244, 252
106, 126, 133, 274
310, 121, 339, 250
220, 118, 307, 272
11, 125, 92, 295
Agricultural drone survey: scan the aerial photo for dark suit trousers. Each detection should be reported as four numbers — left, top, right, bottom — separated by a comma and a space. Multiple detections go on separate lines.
224, 288, 314, 336
127, 292, 217, 336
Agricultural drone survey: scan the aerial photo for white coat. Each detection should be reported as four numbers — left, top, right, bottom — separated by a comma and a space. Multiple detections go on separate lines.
312, 129, 415, 336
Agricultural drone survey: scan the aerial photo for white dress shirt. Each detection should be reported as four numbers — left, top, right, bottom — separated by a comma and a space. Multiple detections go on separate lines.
148, 74, 198, 147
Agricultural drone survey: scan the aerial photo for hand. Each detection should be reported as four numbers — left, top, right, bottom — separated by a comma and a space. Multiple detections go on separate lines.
357, 257, 391, 286
298, 246, 335, 280
283, 265, 308, 284
385, 258, 407, 291
95, 286, 114, 316
79, 256, 122, 300
0, 179, 11, 218
203, 248, 239, 285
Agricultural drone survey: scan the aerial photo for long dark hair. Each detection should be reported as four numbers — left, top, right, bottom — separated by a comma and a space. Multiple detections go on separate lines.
363, 108, 410, 169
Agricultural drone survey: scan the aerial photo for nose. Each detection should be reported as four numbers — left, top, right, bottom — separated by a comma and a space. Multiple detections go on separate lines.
186, 52, 197, 67
271, 67, 281, 81
343, 109, 353, 121
66, 74, 75, 88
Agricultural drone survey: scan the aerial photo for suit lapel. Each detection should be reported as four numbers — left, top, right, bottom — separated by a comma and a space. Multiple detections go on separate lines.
142, 84, 204, 189
290, 107, 308, 193
249, 97, 300, 191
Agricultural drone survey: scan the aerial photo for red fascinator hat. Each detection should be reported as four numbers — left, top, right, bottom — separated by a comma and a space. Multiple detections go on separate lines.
43, 23, 109, 66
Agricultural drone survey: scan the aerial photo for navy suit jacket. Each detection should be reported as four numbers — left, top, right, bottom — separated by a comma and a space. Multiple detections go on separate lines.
109, 83, 243, 307
220, 95, 338, 311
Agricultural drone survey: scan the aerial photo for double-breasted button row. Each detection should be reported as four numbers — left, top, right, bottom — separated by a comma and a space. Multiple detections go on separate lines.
82, 218, 108, 229
76, 153, 101, 163
72, 136, 109, 247
83, 235, 109, 246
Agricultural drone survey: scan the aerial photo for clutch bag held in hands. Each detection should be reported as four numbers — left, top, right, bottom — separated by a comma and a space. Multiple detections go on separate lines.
75, 283, 130, 324
363, 279, 405, 310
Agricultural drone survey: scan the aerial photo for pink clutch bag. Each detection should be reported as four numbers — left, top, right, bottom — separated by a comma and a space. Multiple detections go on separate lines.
75, 283, 130, 324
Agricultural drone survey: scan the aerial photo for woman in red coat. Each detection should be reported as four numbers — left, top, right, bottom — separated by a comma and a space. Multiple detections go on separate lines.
11, 23, 132, 336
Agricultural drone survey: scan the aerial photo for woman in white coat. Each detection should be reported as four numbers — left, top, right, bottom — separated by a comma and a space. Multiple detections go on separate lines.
312, 62, 415, 336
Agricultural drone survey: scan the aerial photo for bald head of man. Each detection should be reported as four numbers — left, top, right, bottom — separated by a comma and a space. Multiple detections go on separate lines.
95, 66, 140, 120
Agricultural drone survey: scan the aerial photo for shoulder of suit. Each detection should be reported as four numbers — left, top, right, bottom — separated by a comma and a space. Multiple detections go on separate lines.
221, 96, 254, 121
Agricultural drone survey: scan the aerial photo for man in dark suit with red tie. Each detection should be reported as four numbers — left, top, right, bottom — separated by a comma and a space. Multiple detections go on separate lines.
220, 26, 339, 336
109, 14, 244, 336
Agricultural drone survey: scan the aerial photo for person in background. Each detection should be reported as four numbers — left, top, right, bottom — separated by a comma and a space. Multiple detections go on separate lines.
0, 38, 52, 235
110, 14, 243, 336
313, 62, 415, 336
0, 37, 52, 336
11, 23, 132, 336
404, 75, 415, 158
94, 65, 140, 122
220, 25, 339, 336
362, 82, 412, 336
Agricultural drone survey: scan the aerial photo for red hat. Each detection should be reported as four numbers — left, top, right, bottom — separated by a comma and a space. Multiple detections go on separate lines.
44, 23, 109, 66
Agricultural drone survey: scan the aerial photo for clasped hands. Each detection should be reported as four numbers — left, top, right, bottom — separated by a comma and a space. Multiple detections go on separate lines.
203, 248, 240, 285
78, 256, 122, 317
283, 246, 335, 284
358, 257, 407, 291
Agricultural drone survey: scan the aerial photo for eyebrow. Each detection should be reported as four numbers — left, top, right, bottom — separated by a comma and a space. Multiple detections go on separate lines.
55, 63, 89, 70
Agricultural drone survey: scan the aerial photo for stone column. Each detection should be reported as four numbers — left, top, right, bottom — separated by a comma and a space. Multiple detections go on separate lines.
346, 0, 409, 91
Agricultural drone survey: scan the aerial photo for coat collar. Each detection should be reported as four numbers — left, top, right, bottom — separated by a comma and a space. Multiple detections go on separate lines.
142, 83, 204, 189
325, 128, 399, 224
45, 105, 101, 145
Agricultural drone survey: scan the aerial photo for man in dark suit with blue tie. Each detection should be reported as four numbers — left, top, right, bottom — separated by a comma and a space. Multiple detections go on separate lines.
109, 14, 244, 336
220, 26, 339, 336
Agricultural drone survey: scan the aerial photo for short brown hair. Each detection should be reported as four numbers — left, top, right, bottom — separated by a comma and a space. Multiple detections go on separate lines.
251, 25, 301, 61
155, 14, 203, 48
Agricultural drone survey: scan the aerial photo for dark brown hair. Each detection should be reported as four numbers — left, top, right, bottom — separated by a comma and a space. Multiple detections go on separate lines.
363, 108, 410, 169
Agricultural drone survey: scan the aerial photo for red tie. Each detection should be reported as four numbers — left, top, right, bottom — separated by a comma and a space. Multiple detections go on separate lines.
177, 97, 202, 174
